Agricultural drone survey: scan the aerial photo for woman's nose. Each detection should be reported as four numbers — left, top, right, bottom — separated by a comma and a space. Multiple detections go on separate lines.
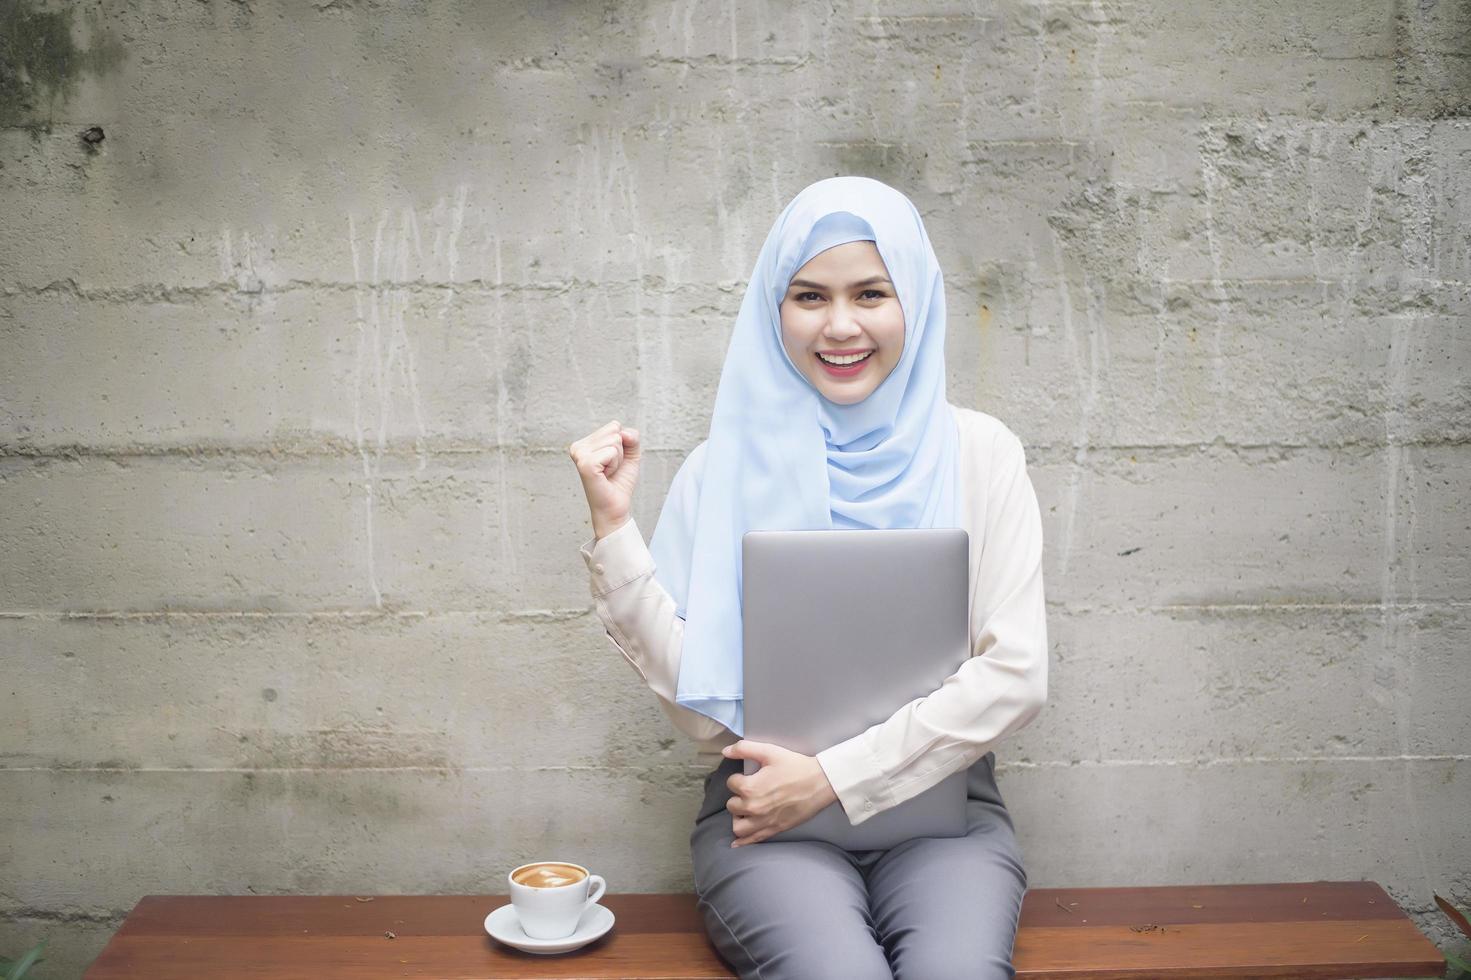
825, 309, 862, 340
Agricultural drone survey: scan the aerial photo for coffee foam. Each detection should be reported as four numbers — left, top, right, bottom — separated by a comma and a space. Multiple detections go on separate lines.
512, 863, 587, 888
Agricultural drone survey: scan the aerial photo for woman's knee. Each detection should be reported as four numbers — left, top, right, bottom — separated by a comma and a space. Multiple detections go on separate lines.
696, 891, 891, 980
867, 830, 1025, 980
691, 843, 890, 980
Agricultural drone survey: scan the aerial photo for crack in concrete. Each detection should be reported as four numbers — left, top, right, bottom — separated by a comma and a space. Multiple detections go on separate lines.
4, 438, 1464, 465
4, 599, 1467, 621
0, 907, 127, 925
2, 755, 1464, 775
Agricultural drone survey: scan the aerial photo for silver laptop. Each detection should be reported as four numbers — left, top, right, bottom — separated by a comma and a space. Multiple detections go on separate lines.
741, 527, 971, 850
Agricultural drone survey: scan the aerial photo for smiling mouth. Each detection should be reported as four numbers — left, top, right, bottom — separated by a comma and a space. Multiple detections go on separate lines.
814, 351, 874, 378
815, 350, 874, 366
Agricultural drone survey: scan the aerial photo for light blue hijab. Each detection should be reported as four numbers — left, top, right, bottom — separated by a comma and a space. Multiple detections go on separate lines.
647, 176, 961, 737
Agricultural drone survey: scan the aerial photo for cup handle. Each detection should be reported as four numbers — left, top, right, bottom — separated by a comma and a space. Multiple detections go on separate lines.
584, 874, 606, 911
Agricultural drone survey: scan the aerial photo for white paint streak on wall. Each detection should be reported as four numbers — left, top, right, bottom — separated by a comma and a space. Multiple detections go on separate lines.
436, 186, 470, 472
489, 236, 518, 578
1336, 126, 1391, 348
712, 138, 734, 283
1378, 120, 1436, 900
1047, 230, 1091, 582
1306, 126, 1326, 287
1029, 5, 1047, 127
560, 289, 596, 427
582, 123, 650, 430
1088, 0, 1105, 131
395, 207, 431, 473
343, 199, 447, 606
656, 243, 684, 445
347, 214, 384, 609
631, 241, 649, 441
1136, 194, 1169, 406
1197, 135, 1229, 410
218, 225, 267, 294
681, 0, 696, 57
1378, 316, 1434, 901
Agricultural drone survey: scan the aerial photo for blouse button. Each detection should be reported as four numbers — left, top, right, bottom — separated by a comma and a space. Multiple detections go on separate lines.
864, 801, 874, 810
594, 563, 605, 574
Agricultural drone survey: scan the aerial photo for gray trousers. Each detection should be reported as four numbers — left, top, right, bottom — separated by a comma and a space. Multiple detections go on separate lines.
689, 752, 1026, 980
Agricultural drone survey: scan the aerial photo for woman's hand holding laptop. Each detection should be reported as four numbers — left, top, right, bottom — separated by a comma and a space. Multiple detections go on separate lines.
721, 740, 839, 848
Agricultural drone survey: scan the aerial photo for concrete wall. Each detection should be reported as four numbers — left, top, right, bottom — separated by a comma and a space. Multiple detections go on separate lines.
2, 0, 1468, 975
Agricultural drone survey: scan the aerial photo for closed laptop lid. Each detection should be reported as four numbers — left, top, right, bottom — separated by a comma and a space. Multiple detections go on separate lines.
741, 527, 971, 848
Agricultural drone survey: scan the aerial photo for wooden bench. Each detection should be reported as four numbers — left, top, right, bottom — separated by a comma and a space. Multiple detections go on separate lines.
85, 881, 1444, 979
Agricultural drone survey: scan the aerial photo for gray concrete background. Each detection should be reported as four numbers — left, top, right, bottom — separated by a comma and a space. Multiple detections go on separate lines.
1, 0, 1468, 975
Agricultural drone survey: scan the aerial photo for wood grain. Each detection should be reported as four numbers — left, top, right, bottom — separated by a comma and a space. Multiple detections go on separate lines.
84, 882, 1445, 979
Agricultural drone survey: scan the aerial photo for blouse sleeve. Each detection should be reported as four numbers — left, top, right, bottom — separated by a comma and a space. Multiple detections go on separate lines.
579, 517, 731, 744
813, 425, 1049, 827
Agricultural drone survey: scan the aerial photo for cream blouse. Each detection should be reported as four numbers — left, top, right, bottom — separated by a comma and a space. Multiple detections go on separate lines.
577, 403, 1049, 828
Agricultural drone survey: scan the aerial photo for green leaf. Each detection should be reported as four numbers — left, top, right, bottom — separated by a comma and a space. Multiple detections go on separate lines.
1446, 948, 1471, 975
4, 939, 46, 980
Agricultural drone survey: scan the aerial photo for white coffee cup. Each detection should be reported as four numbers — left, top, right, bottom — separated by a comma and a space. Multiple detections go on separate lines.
507, 861, 607, 939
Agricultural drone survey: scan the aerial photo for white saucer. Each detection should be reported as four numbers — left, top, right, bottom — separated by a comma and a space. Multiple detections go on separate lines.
484, 902, 615, 954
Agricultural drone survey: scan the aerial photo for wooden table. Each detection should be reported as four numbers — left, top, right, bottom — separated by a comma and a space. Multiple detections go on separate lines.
85, 881, 1445, 979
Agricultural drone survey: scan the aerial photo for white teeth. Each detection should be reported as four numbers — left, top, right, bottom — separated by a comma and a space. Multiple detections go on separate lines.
817, 351, 873, 366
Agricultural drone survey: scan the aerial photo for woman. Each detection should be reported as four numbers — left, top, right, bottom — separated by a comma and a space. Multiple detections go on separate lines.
567, 176, 1048, 979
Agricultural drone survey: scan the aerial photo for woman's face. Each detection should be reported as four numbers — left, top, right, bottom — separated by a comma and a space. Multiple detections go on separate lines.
779, 240, 905, 405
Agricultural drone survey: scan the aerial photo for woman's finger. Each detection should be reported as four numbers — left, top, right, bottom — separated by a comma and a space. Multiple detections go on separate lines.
582, 431, 627, 459
571, 428, 615, 455
581, 444, 618, 477
569, 421, 623, 457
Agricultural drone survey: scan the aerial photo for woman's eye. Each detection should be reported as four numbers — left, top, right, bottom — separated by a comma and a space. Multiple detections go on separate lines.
793, 289, 884, 301
794, 288, 882, 300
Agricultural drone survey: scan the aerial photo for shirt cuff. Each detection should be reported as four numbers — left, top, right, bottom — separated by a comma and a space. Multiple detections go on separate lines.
579, 517, 655, 596
815, 732, 892, 828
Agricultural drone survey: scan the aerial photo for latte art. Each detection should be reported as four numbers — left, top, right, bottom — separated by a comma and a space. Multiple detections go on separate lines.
511, 862, 588, 889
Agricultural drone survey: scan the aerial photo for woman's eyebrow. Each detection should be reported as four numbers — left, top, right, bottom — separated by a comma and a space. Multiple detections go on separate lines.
788, 275, 893, 290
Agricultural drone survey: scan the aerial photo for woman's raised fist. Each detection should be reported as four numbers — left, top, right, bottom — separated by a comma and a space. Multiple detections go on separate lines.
568, 420, 642, 540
